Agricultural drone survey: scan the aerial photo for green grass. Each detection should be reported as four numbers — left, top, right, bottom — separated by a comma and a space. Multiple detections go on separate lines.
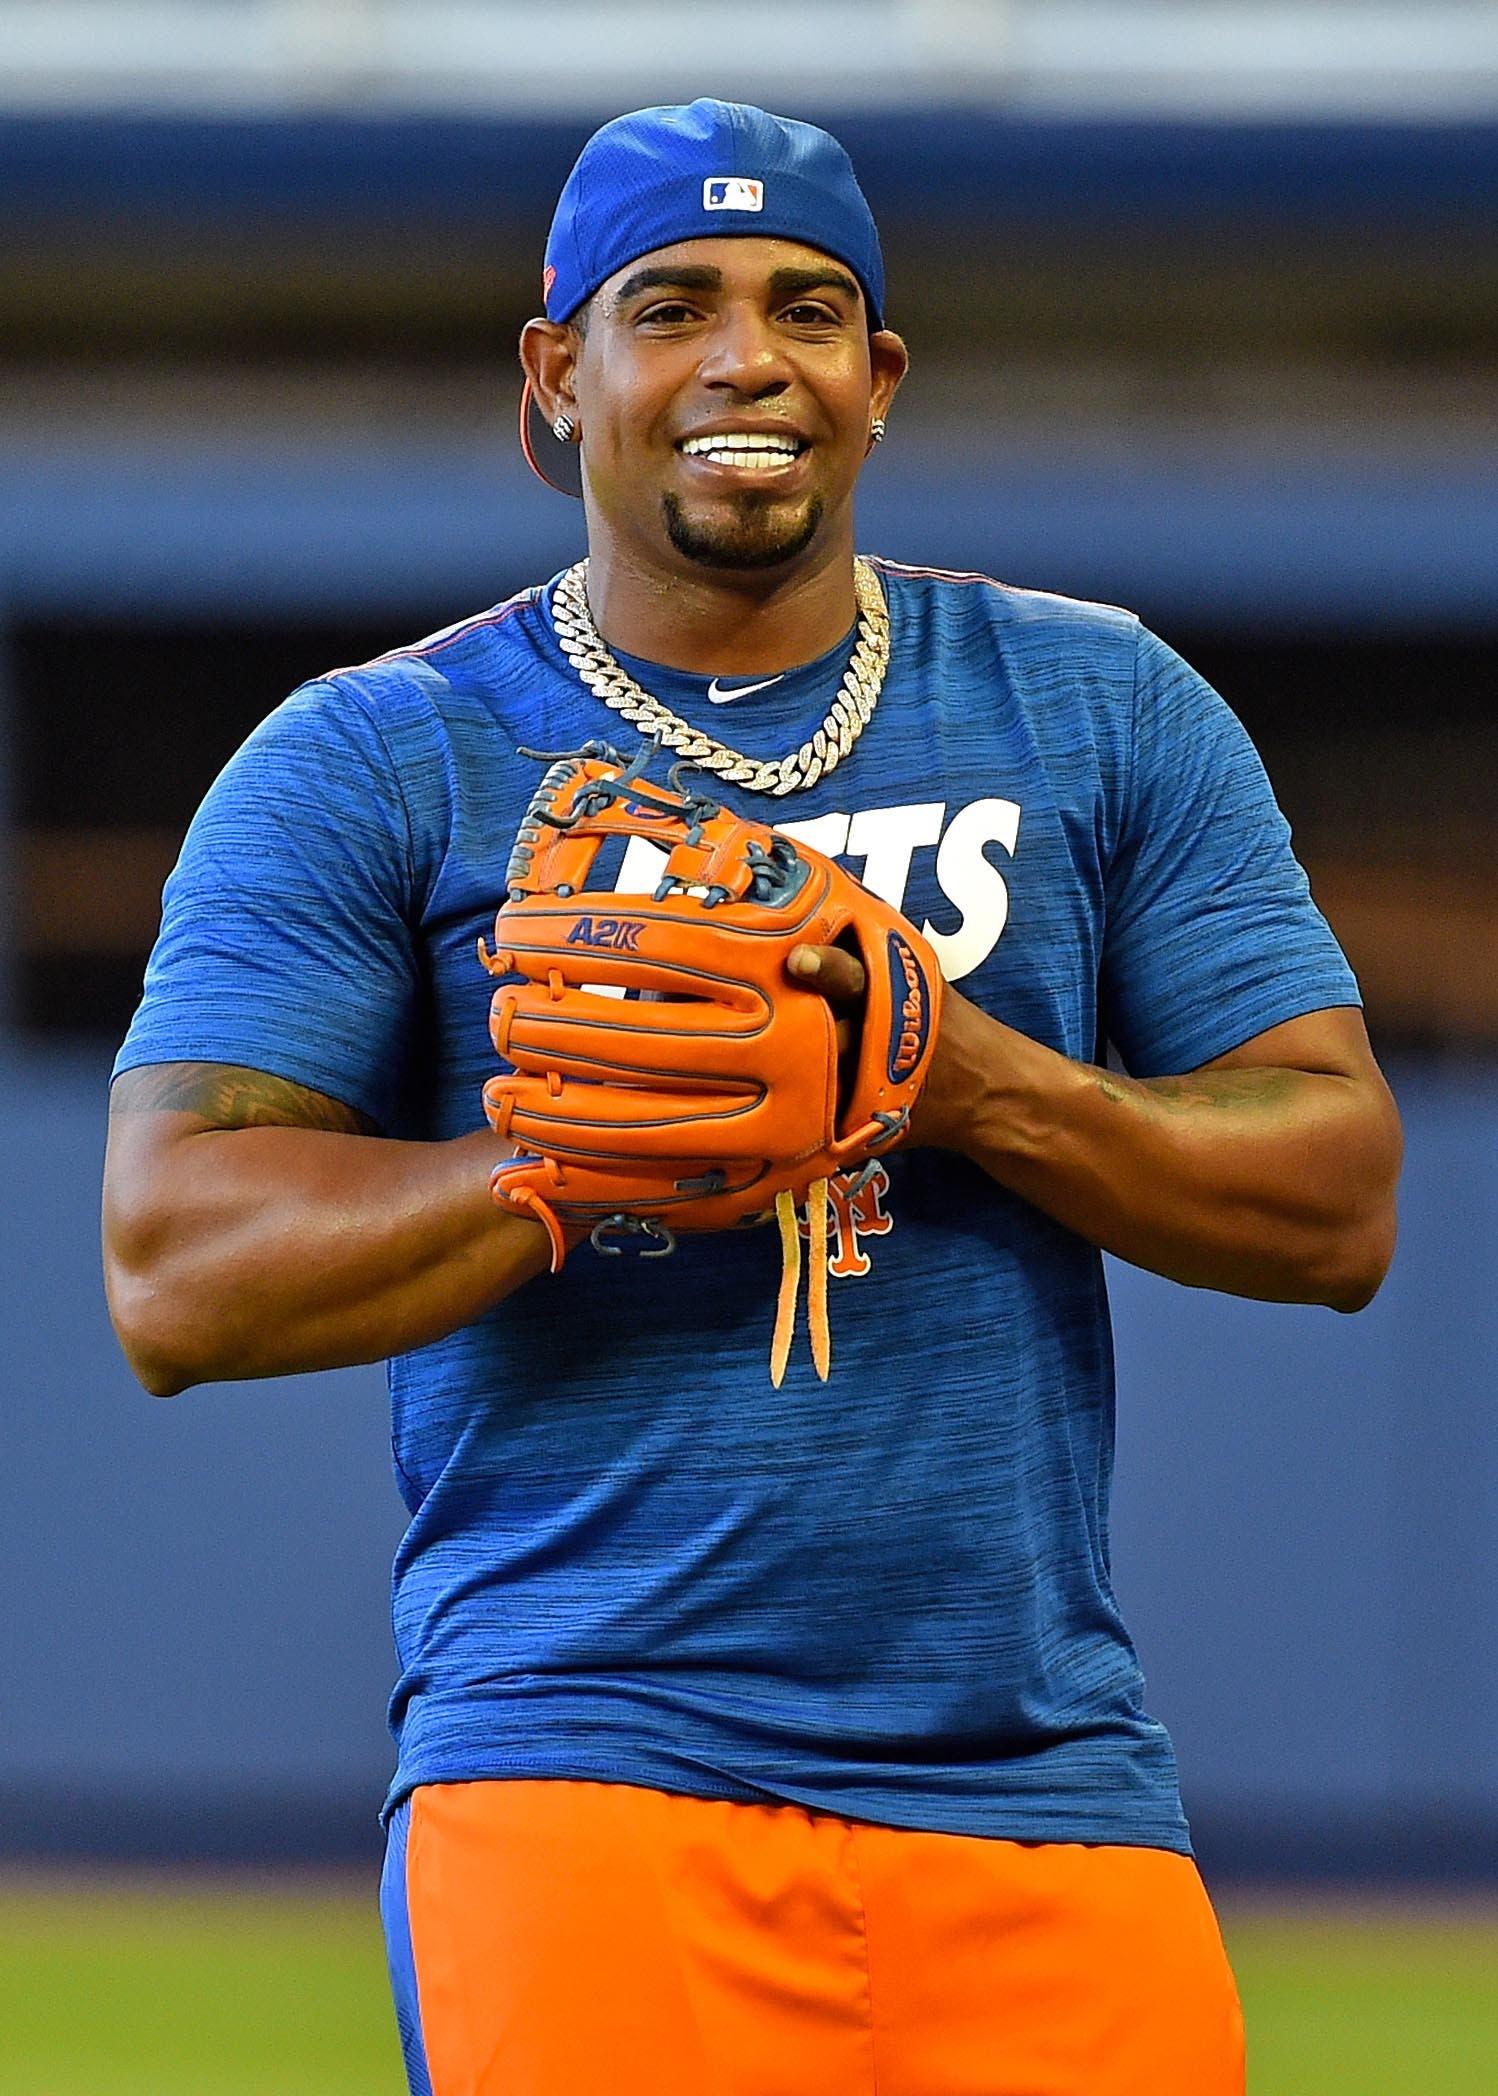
1224, 1898, 1498, 2095
1, 1876, 1495, 2094
0, 1875, 402, 2096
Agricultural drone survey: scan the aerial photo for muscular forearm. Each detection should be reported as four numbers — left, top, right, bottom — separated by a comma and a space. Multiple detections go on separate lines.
104, 1122, 551, 1395
911, 991, 1400, 1310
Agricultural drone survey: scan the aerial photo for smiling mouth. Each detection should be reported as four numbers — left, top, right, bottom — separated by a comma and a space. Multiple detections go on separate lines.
677, 432, 808, 471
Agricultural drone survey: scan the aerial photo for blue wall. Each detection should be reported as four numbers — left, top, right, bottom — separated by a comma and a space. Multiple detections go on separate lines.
4, 1040, 1494, 1875
7, 435, 1497, 632
5, 110, 1497, 631
1108, 1058, 1498, 1876
5, 113, 1494, 227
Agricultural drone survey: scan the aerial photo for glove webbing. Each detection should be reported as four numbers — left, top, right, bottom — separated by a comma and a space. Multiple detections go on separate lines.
772, 1181, 831, 1388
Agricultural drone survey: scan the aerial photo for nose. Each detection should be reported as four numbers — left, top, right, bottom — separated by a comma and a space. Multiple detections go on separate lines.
695, 302, 792, 397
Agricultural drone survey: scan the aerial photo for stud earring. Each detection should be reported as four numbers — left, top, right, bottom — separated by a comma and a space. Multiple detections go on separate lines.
552, 412, 576, 442
869, 418, 887, 444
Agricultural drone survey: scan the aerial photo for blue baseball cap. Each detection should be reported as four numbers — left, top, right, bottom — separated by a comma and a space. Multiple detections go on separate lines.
543, 100, 885, 329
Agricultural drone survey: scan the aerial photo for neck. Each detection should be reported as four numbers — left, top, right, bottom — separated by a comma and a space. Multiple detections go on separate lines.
579, 532, 860, 675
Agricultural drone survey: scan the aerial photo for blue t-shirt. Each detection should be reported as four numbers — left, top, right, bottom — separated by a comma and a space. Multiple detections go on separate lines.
115, 559, 1360, 1852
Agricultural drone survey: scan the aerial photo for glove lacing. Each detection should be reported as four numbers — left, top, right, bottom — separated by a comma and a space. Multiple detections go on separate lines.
772, 1182, 831, 1387
515, 1173, 835, 1386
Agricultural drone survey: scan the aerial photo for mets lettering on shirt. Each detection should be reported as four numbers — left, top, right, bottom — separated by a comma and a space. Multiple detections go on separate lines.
608, 797, 1023, 985
564, 915, 645, 952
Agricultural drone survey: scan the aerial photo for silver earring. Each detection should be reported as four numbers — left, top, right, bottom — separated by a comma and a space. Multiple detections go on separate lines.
552, 412, 576, 443
869, 418, 887, 444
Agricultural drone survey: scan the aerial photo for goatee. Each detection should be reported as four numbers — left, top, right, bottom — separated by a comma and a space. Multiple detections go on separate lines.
662, 492, 824, 571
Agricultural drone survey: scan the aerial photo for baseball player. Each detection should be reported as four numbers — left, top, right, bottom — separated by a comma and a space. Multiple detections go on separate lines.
103, 101, 1401, 2096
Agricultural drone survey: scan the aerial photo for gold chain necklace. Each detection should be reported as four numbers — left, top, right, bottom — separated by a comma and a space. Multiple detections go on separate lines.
550, 557, 889, 797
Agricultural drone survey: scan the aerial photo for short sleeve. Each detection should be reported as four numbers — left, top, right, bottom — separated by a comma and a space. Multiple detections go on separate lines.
1101, 626, 1360, 1077
112, 679, 420, 1128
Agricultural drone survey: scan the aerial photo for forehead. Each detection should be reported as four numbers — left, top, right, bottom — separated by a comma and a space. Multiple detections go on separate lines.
596, 236, 864, 309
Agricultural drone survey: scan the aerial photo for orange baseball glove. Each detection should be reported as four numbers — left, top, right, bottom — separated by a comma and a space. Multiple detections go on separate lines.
479, 740, 944, 1382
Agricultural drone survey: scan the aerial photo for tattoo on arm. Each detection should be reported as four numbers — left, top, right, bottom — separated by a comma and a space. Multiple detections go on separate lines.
1093, 1066, 1303, 1115
110, 1062, 377, 1135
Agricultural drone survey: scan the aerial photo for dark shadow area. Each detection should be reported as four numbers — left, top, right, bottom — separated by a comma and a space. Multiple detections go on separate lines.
9, 612, 1495, 1042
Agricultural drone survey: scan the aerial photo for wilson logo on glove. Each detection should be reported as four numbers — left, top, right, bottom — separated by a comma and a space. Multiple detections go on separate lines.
886, 931, 933, 1081
564, 916, 646, 952
478, 740, 944, 1386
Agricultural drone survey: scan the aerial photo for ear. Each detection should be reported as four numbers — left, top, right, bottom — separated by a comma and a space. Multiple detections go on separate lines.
519, 317, 583, 429
868, 328, 909, 424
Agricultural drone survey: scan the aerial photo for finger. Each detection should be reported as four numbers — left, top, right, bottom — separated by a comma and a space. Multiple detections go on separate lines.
788, 943, 867, 1007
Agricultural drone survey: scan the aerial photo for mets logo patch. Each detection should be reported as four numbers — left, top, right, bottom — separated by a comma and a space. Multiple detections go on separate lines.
703, 176, 764, 212
799, 1164, 894, 1279
885, 931, 932, 1082
564, 915, 645, 952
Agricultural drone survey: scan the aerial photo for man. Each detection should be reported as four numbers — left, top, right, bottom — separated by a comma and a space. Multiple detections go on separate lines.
103, 100, 1401, 2096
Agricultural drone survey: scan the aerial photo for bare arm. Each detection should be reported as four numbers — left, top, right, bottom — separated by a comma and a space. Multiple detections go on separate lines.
103, 1062, 551, 1397
791, 948, 1403, 1312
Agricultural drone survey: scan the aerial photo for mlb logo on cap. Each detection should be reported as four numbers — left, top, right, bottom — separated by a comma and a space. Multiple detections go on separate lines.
704, 177, 764, 212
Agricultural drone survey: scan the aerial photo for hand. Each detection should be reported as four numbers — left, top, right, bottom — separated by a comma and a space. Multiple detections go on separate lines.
903, 981, 987, 1151
789, 943, 985, 1154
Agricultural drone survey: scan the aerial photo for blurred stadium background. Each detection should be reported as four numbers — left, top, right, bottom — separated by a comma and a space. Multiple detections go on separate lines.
1, 2, 1494, 2090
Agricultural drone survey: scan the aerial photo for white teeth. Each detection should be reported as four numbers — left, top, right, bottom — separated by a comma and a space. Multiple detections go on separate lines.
681, 432, 802, 466
701, 451, 792, 469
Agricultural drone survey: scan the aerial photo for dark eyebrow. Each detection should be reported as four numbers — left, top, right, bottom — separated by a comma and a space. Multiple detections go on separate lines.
610, 264, 723, 308
608, 262, 863, 313
767, 266, 861, 307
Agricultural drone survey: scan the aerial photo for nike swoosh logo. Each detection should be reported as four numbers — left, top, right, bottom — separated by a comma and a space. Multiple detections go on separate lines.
707, 674, 785, 704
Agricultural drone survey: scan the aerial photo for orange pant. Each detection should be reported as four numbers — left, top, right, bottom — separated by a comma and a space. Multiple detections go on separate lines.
381, 1777, 1245, 2096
